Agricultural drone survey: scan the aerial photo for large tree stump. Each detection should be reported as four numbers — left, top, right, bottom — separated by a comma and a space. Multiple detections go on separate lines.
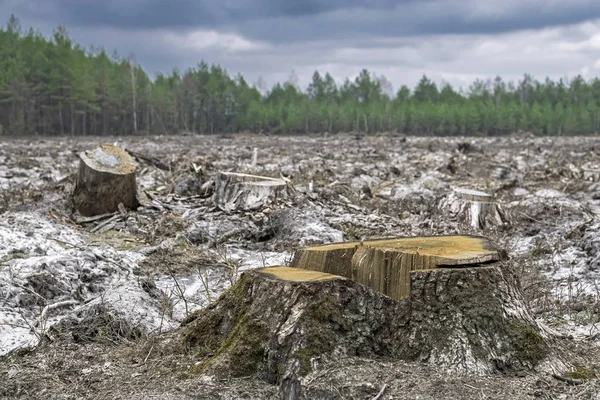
438, 188, 507, 230
564, 164, 600, 182
176, 265, 563, 398
72, 144, 138, 216
179, 266, 404, 393
291, 235, 502, 300
212, 172, 288, 212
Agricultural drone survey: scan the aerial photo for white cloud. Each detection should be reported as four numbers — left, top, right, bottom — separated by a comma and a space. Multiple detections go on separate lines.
212, 18, 600, 92
163, 30, 269, 53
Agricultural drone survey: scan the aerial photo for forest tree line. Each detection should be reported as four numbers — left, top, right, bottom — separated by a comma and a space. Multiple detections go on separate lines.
2, 15, 600, 137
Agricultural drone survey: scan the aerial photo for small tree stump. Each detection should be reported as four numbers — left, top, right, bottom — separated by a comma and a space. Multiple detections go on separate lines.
291, 235, 502, 300
72, 144, 138, 216
583, 167, 600, 182
564, 164, 600, 182
212, 172, 288, 212
438, 188, 507, 230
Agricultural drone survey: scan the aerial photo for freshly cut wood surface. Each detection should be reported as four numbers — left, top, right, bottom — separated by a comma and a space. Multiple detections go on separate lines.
254, 266, 343, 282
291, 235, 502, 300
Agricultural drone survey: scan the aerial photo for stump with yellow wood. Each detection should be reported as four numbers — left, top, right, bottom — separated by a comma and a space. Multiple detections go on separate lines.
290, 235, 503, 300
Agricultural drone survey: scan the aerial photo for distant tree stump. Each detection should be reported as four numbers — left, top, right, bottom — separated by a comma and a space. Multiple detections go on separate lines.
291, 235, 502, 300
72, 144, 138, 216
583, 167, 600, 182
439, 188, 507, 230
564, 164, 600, 182
212, 172, 288, 212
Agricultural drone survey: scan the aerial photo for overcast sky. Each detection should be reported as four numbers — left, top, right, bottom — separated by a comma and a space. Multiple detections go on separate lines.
3, 0, 600, 94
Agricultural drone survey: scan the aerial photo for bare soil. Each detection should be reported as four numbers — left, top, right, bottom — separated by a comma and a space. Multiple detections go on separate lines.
1, 133, 600, 399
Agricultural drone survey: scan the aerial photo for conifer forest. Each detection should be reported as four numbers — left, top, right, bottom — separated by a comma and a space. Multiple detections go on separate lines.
3, 15, 600, 137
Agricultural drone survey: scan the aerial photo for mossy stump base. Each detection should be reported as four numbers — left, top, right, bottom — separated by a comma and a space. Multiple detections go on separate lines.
212, 171, 288, 212
72, 144, 138, 216
291, 235, 503, 300
179, 265, 565, 398
405, 266, 562, 374
181, 266, 405, 397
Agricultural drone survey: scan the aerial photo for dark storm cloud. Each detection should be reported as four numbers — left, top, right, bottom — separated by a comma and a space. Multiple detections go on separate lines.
5, 0, 600, 41
234, 1, 600, 43
3, 0, 600, 93
4, 0, 400, 30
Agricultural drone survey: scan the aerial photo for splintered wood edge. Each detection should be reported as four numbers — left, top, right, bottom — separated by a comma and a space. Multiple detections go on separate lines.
253, 266, 343, 282
411, 265, 498, 273
80, 144, 136, 175
295, 235, 500, 265
453, 188, 494, 202
219, 171, 285, 182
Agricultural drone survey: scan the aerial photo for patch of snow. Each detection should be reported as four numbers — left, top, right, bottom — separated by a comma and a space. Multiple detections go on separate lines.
226, 247, 292, 272
513, 188, 530, 197
0, 211, 175, 355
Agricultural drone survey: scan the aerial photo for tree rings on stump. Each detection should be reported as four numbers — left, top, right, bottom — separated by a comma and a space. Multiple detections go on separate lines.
73, 144, 138, 216
212, 172, 288, 212
291, 235, 502, 300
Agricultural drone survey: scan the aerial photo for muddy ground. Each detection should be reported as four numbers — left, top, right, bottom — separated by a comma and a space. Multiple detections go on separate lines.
1, 133, 600, 399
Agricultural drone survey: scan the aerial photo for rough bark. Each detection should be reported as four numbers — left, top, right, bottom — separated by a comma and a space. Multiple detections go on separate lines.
291, 235, 503, 300
180, 266, 405, 394
72, 144, 138, 216
400, 266, 565, 375
212, 171, 288, 212
438, 188, 508, 230
178, 265, 564, 398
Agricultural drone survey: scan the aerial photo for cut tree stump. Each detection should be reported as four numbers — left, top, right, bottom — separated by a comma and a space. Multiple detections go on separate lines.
72, 144, 138, 216
438, 188, 507, 230
212, 171, 288, 212
583, 167, 600, 182
176, 264, 564, 397
179, 266, 404, 394
291, 235, 502, 300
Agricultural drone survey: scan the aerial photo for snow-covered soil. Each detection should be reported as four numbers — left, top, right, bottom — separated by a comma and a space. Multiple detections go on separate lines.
1, 133, 600, 398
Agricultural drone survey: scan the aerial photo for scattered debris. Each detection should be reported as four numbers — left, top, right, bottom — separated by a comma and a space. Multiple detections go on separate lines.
1, 133, 600, 399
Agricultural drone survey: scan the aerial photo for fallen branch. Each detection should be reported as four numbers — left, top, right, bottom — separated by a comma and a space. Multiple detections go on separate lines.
552, 374, 584, 386
89, 214, 122, 233
125, 148, 170, 171
371, 384, 388, 400
208, 227, 251, 248
74, 211, 119, 225
39, 299, 79, 327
